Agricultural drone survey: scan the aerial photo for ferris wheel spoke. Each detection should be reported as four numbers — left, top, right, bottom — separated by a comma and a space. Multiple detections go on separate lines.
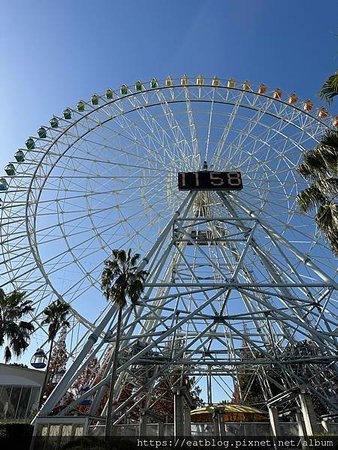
44, 119, 168, 176
226, 98, 276, 164
33, 200, 149, 248
116, 95, 186, 168
212, 90, 245, 169
203, 86, 217, 163
101, 89, 188, 169
50, 146, 166, 175
183, 86, 201, 166
153, 89, 195, 164
85, 116, 171, 169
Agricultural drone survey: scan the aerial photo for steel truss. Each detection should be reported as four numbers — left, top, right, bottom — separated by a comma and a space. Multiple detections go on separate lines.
35, 190, 337, 430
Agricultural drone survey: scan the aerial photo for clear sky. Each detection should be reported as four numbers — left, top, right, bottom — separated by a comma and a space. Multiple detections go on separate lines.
0, 0, 337, 172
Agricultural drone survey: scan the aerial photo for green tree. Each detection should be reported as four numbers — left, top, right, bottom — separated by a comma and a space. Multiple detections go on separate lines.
0, 289, 34, 362
319, 71, 338, 104
296, 129, 338, 255
101, 249, 148, 436
39, 299, 71, 405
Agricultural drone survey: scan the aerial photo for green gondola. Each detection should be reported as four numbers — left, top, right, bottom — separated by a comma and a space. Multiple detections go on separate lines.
91, 94, 99, 105
38, 127, 47, 138
135, 81, 143, 91
14, 150, 25, 162
26, 138, 35, 149
120, 84, 128, 95
77, 101, 85, 112
150, 78, 158, 88
50, 117, 59, 128
0, 178, 8, 191
166, 76, 173, 87
105, 89, 113, 99
5, 163, 15, 176
63, 108, 72, 119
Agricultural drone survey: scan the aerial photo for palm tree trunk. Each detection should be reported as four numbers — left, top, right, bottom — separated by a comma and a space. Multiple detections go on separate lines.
38, 338, 54, 408
105, 306, 123, 436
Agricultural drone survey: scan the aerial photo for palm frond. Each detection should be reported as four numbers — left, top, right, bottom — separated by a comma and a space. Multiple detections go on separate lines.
131, 253, 140, 266
4, 346, 12, 363
327, 228, 338, 255
320, 129, 338, 149
318, 72, 338, 104
296, 186, 327, 213
315, 204, 338, 255
298, 130, 338, 179
0, 290, 33, 363
298, 162, 314, 179
297, 129, 338, 256
102, 249, 148, 308
19, 321, 35, 333
313, 145, 338, 175
301, 149, 330, 178
314, 178, 338, 198
315, 204, 338, 232
41, 300, 71, 341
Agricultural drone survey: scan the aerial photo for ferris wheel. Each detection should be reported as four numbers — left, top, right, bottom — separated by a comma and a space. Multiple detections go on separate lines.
1, 76, 337, 421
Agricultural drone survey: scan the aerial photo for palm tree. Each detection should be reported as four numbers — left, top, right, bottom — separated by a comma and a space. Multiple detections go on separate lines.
319, 71, 338, 104
296, 129, 338, 255
101, 249, 148, 436
0, 289, 34, 363
39, 299, 71, 406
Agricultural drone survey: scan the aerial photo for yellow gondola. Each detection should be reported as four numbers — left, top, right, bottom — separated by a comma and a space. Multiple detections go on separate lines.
181, 75, 188, 86
258, 84, 267, 94
228, 78, 235, 88
166, 76, 173, 87
196, 75, 204, 86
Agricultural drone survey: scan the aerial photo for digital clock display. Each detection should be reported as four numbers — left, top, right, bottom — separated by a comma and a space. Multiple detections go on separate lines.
178, 171, 243, 191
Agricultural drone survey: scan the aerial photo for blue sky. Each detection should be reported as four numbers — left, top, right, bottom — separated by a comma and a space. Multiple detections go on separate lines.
0, 0, 337, 172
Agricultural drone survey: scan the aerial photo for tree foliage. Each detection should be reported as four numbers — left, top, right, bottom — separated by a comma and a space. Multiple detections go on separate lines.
318, 71, 338, 104
39, 300, 71, 405
101, 249, 148, 436
296, 130, 338, 255
101, 249, 148, 308
0, 289, 34, 363
41, 299, 71, 342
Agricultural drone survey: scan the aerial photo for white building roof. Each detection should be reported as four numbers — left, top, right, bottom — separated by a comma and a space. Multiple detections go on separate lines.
0, 374, 41, 386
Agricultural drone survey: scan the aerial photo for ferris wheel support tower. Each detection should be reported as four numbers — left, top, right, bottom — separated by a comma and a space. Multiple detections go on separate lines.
34, 178, 337, 434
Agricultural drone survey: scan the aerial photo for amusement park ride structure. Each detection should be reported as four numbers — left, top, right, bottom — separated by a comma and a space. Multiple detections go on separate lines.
0, 76, 337, 436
